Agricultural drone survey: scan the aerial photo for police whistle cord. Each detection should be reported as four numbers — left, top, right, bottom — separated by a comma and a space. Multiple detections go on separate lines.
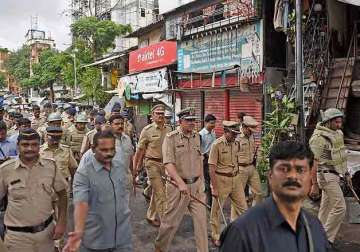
161, 176, 211, 210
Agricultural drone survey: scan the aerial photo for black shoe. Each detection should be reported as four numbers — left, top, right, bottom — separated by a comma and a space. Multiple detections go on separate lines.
328, 241, 339, 252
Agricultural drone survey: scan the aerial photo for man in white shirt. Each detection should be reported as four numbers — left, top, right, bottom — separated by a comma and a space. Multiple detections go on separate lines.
199, 114, 217, 207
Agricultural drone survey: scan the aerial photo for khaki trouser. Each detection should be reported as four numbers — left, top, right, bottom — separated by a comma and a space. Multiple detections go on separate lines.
4, 222, 55, 252
317, 172, 346, 243
0, 239, 7, 252
155, 179, 208, 252
210, 173, 246, 241
55, 180, 72, 251
145, 161, 166, 221
231, 165, 263, 219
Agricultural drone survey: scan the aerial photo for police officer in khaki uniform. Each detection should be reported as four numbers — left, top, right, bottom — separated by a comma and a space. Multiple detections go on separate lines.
236, 116, 262, 216
80, 116, 106, 156
209, 121, 246, 246
309, 108, 348, 245
38, 112, 63, 144
0, 128, 68, 252
155, 108, 208, 252
133, 104, 172, 227
40, 126, 78, 183
40, 126, 78, 251
66, 114, 88, 162
30, 105, 45, 131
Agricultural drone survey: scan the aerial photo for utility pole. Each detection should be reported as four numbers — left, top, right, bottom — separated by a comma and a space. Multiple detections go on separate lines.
296, 0, 305, 142
72, 49, 78, 96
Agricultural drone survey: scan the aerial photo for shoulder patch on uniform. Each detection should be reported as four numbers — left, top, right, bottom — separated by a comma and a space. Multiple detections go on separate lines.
167, 130, 179, 137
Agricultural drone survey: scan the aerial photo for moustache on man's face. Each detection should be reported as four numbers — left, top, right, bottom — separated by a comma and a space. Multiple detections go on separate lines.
104, 155, 115, 159
282, 180, 302, 188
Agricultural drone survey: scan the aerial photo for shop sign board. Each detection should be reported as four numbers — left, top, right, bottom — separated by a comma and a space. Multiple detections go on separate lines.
129, 41, 177, 73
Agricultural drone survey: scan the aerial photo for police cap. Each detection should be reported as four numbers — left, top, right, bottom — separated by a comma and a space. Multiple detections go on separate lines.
223, 120, 240, 133
151, 104, 165, 113
242, 116, 259, 132
176, 107, 198, 120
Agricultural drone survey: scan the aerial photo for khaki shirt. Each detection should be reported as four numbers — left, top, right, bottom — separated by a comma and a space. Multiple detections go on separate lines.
37, 124, 48, 143
31, 117, 45, 131
138, 122, 172, 159
40, 143, 78, 179
66, 125, 86, 155
80, 129, 97, 155
237, 134, 256, 165
0, 158, 67, 227
162, 128, 202, 179
208, 135, 239, 173
6, 125, 16, 137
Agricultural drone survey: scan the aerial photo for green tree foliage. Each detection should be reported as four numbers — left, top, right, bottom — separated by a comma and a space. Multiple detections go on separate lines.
71, 16, 131, 59
0, 73, 6, 89
79, 67, 111, 107
4, 46, 31, 87
257, 89, 297, 183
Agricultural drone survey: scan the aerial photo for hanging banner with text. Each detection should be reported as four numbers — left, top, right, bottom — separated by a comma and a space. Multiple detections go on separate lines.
129, 41, 177, 73
177, 21, 263, 76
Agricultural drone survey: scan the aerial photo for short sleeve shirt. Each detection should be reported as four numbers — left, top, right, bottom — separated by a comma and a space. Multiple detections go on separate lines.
0, 157, 67, 226
162, 128, 202, 179
199, 127, 216, 154
0, 138, 17, 159
40, 143, 78, 179
137, 123, 171, 159
80, 129, 97, 154
73, 154, 132, 250
208, 136, 239, 173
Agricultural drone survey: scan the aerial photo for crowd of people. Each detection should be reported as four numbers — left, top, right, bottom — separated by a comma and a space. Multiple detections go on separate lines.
0, 102, 350, 252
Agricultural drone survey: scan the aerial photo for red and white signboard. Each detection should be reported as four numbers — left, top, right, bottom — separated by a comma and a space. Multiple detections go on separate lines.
129, 41, 177, 73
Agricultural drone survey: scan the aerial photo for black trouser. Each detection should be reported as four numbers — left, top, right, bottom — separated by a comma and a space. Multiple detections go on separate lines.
203, 154, 212, 207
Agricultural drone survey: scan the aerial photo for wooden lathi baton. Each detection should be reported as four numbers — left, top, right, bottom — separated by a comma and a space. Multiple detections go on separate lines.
349, 184, 360, 205
162, 176, 211, 210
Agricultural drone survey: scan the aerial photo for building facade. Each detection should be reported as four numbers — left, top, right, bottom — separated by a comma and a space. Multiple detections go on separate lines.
163, 0, 264, 136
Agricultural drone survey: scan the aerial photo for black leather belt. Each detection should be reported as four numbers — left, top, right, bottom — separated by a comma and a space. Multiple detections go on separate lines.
318, 170, 339, 176
238, 163, 252, 166
215, 170, 239, 177
182, 177, 199, 184
6, 215, 53, 233
145, 157, 163, 163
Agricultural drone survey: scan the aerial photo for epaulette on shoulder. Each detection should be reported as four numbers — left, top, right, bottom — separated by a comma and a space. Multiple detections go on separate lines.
144, 124, 153, 130
0, 158, 16, 168
167, 130, 179, 137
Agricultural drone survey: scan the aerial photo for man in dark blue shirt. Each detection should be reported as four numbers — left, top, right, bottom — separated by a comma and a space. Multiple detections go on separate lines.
220, 141, 330, 252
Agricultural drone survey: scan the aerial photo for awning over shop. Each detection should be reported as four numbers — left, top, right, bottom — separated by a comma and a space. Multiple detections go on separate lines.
337, 0, 360, 6
82, 53, 125, 68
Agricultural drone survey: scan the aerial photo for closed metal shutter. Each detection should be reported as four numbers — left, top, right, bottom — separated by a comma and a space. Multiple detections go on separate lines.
205, 91, 225, 136
229, 90, 262, 143
181, 91, 202, 131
